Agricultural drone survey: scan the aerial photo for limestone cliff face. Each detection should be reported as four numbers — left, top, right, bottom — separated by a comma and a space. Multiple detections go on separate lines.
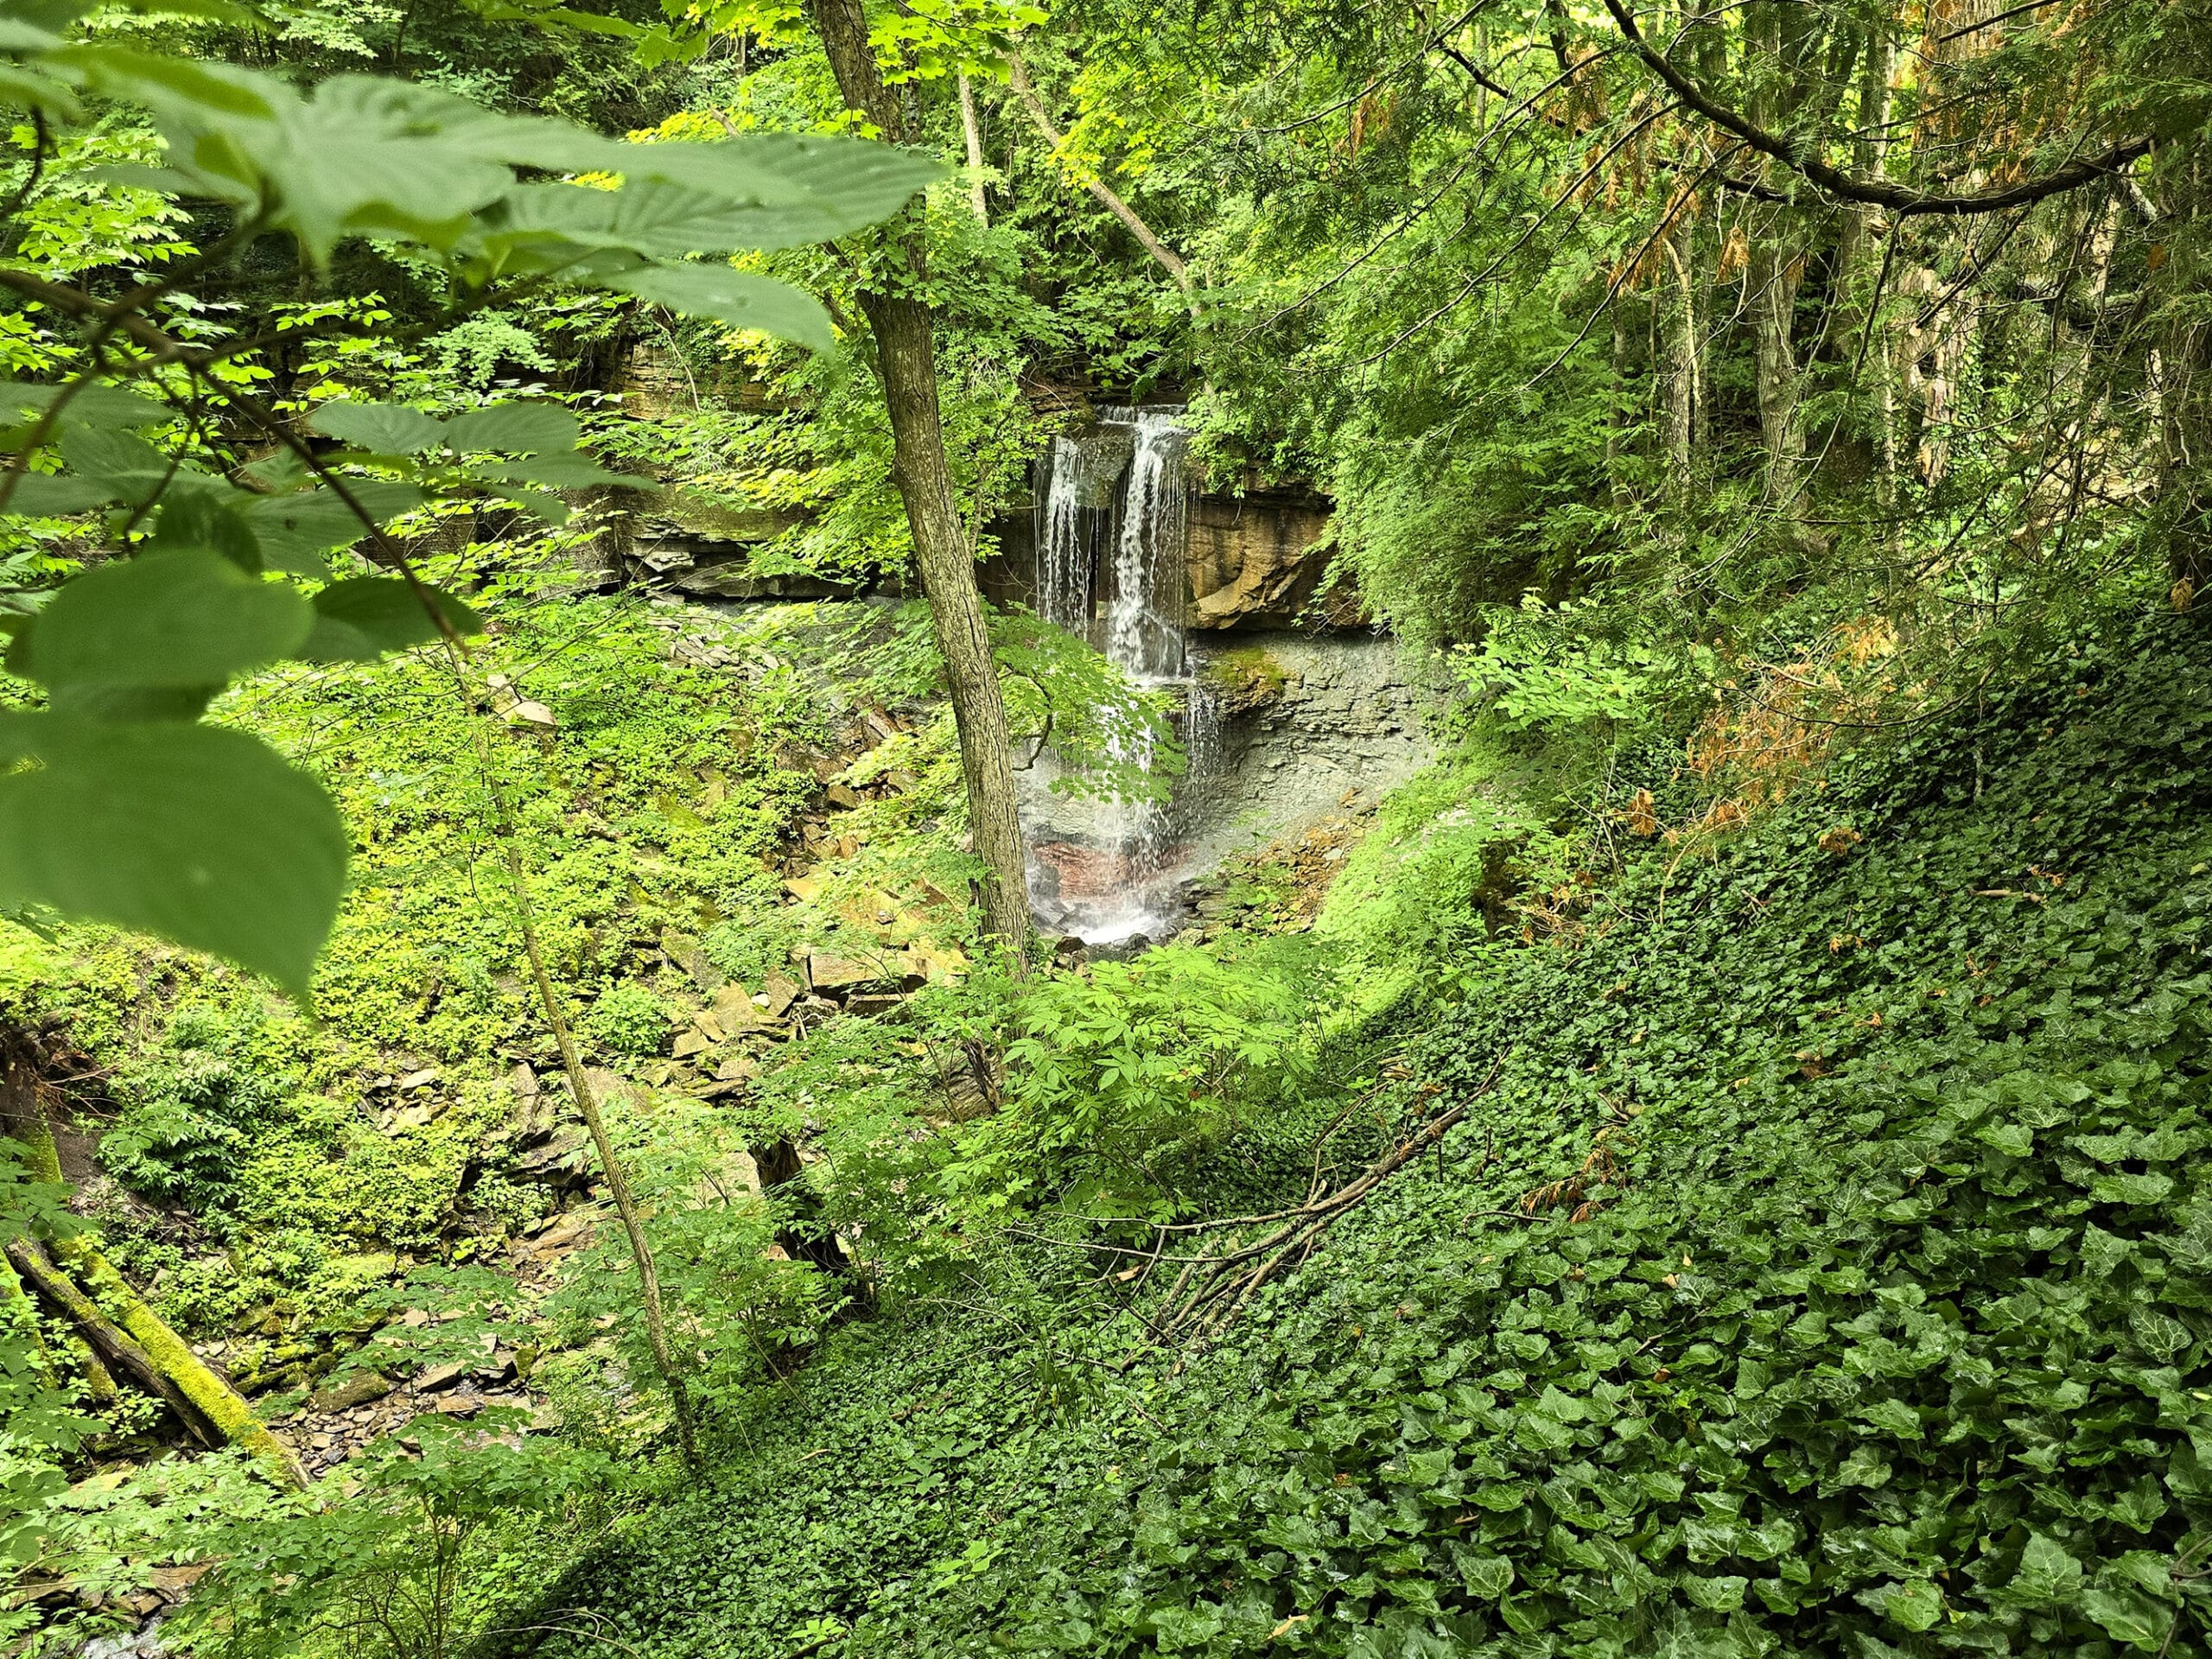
1186, 488, 1347, 629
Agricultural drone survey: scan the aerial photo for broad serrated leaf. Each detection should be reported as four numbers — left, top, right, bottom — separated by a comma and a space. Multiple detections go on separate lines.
138, 72, 517, 258
478, 178, 842, 264
46, 42, 275, 117
238, 481, 426, 574
596, 262, 834, 352
0, 378, 172, 432
310, 399, 446, 455
441, 402, 577, 455
299, 577, 480, 662
10, 550, 310, 697
0, 473, 113, 515
621, 134, 942, 243
0, 63, 79, 118
0, 715, 345, 995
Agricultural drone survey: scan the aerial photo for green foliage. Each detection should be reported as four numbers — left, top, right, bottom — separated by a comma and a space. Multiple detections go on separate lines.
510, 601, 2212, 1659
584, 981, 670, 1059
101, 1005, 289, 1210
0, 11, 938, 997
1457, 595, 1707, 737
982, 947, 1311, 1214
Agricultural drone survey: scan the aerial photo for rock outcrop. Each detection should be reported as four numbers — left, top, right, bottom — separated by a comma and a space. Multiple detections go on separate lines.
1186, 487, 1347, 629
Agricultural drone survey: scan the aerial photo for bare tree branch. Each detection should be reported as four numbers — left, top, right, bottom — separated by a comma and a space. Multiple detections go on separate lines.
1598, 0, 2152, 218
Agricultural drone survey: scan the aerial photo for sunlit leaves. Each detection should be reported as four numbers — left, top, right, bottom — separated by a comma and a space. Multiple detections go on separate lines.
0, 716, 346, 996
10, 549, 310, 701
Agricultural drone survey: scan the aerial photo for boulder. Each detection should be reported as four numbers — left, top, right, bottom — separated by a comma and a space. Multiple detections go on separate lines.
761, 971, 802, 1018
804, 952, 899, 993
310, 1370, 394, 1412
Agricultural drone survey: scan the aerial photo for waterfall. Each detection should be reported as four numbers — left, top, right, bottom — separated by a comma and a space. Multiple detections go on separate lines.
1024, 405, 1204, 945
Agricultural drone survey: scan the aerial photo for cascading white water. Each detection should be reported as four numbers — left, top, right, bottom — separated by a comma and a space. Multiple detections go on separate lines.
1025, 405, 1208, 945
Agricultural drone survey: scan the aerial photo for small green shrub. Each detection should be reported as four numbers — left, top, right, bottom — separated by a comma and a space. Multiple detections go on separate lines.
583, 982, 669, 1060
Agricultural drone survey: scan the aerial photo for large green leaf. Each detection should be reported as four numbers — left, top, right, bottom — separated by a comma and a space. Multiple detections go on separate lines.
0, 715, 346, 996
441, 402, 578, 454
0, 378, 173, 433
596, 262, 835, 353
10, 550, 311, 699
238, 481, 426, 575
105, 66, 518, 258
310, 400, 445, 455
0, 474, 112, 515
300, 577, 481, 662
621, 136, 943, 244
478, 179, 849, 264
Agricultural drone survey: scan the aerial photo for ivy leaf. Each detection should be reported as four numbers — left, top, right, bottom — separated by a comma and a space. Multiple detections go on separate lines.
299, 578, 480, 662
1452, 1548, 1514, 1600
1879, 1580, 1944, 1632
2082, 1585, 2174, 1649
440, 402, 578, 455
594, 262, 835, 353
310, 400, 446, 455
0, 715, 346, 997
9, 550, 310, 703
2005, 1534, 2085, 1606
1682, 1574, 1749, 1612
2092, 1173, 2174, 1205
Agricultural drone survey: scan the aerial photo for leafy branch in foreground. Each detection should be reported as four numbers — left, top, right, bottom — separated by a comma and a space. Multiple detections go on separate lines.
0, 0, 941, 994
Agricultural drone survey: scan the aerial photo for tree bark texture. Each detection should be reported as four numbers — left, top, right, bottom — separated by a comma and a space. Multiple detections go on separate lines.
811, 0, 1033, 958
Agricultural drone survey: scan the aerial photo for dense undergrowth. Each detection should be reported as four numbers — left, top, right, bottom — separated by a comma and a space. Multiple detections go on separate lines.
504, 601, 2212, 1659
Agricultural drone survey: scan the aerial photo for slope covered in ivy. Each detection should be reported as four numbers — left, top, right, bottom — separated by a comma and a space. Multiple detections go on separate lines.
528, 607, 2212, 1658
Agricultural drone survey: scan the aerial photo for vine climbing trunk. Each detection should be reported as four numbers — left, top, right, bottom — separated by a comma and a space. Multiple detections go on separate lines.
809, 0, 1032, 962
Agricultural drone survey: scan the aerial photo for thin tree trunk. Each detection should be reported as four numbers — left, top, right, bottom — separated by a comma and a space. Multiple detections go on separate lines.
811, 0, 1032, 960
958, 74, 989, 226
1006, 52, 1199, 320
1744, 2, 1806, 522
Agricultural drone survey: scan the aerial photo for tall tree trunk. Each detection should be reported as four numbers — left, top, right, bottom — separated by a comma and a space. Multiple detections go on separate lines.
1744, 2, 1806, 522
810, 0, 1032, 959
958, 74, 989, 226
2147, 133, 2212, 599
